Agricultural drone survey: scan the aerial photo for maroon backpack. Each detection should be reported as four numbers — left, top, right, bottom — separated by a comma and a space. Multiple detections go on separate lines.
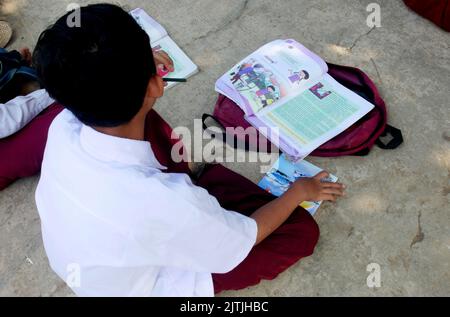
403, 0, 450, 32
203, 63, 403, 157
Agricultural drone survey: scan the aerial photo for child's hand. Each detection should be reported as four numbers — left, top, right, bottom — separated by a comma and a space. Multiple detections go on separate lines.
19, 47, 32, 66
153, 49, 174, 77
289, 171, 346, 203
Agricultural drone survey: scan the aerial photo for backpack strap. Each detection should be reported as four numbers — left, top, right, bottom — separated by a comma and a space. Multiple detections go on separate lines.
350, 67, 404, 150
202, 114, 227, 142
376, 125, 404, 150
202, 113, 254, 152
202, 113, 239, 148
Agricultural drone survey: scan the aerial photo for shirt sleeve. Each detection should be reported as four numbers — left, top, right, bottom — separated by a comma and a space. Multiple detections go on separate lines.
0, 89, 55, 139
129, 173, 258, 274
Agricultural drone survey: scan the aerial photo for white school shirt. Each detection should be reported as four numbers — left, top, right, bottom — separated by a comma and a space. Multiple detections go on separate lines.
35, 110, 257, 297
0, 89, 54, 139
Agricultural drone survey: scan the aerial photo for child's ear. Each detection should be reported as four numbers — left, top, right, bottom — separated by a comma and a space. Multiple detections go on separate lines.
146, 75, 165, 98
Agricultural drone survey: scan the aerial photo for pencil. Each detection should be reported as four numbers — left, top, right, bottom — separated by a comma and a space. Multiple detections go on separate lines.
163, 78, 187, 83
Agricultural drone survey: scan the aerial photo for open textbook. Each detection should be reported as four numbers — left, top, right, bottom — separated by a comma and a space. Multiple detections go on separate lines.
258, 154, 338, 215
216, 39, 374, 159
131, 8, 198, 88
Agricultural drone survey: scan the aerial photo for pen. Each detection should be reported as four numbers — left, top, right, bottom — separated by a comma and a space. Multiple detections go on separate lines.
163, 78, 187, 83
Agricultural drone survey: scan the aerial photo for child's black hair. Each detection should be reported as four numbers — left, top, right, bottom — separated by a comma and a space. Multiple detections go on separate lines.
33, 3, 156, 127
302, 70, 310, 80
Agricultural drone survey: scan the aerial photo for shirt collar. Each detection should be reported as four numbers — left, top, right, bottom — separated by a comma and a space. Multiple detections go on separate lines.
79, 124, 167, 170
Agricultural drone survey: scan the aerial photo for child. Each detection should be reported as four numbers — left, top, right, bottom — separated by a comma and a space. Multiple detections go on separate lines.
256, 85, 280, 108
0, 48, 63, 191
34, 4, 345, 297
289, 69, 310, 85
0, 47, 173, 190
0, 48, 53, 139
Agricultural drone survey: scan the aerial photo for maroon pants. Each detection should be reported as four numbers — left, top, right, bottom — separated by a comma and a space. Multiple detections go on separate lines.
0, 103, 64, 190
147, 111, 320, 294
196, 165, 320, 294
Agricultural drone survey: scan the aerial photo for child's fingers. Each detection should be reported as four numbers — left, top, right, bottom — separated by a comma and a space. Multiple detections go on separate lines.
320, 194, 337, 202
154, 50, 174, 71
154, 49, 168, 60
322, 182, 346, 189
322, 188, 345, 196
157, 64, 170, 77
314, 171, 330, 180
157, 50, 171, 62
19, 47, 32, 66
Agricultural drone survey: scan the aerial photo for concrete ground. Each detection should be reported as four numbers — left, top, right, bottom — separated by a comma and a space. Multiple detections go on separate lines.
0, 0, 449, 297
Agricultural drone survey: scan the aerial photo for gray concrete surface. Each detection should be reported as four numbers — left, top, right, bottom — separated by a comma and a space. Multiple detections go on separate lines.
0, 0, 449, 297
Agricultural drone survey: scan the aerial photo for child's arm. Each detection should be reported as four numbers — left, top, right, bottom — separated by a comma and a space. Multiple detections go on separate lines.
0, 89, 55, 139
250, 171, 345, 245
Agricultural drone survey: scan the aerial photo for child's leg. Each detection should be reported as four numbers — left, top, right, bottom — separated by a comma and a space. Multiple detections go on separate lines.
143, 113, 319, 292
0, 104, 63, 190
195, 164, 320, 294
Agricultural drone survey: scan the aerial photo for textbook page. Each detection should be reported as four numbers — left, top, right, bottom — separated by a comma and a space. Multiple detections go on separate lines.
131, 8, 198, 88
130, 8, 167, 43
258, 154, 338, 215
257, 74, 375, 158
216, 39, 327, 115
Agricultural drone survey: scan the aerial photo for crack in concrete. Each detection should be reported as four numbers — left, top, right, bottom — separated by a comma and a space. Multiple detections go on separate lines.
189, 0, 250, 44
443, 131, 450, 142
347, 226, 354, 238
442, 185, 450, 197
410, 211, 425, 249
0, 211, 13, 228
370, 58, 383, 84
48, 282, 68, 297
0, 230, 43, 288
348, 26, 375, 51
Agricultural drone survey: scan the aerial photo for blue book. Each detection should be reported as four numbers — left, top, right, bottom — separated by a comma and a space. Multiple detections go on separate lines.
258, 154, 338, 215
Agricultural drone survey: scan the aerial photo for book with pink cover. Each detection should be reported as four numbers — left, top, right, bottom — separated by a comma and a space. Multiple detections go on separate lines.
216, 39, 374, 160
